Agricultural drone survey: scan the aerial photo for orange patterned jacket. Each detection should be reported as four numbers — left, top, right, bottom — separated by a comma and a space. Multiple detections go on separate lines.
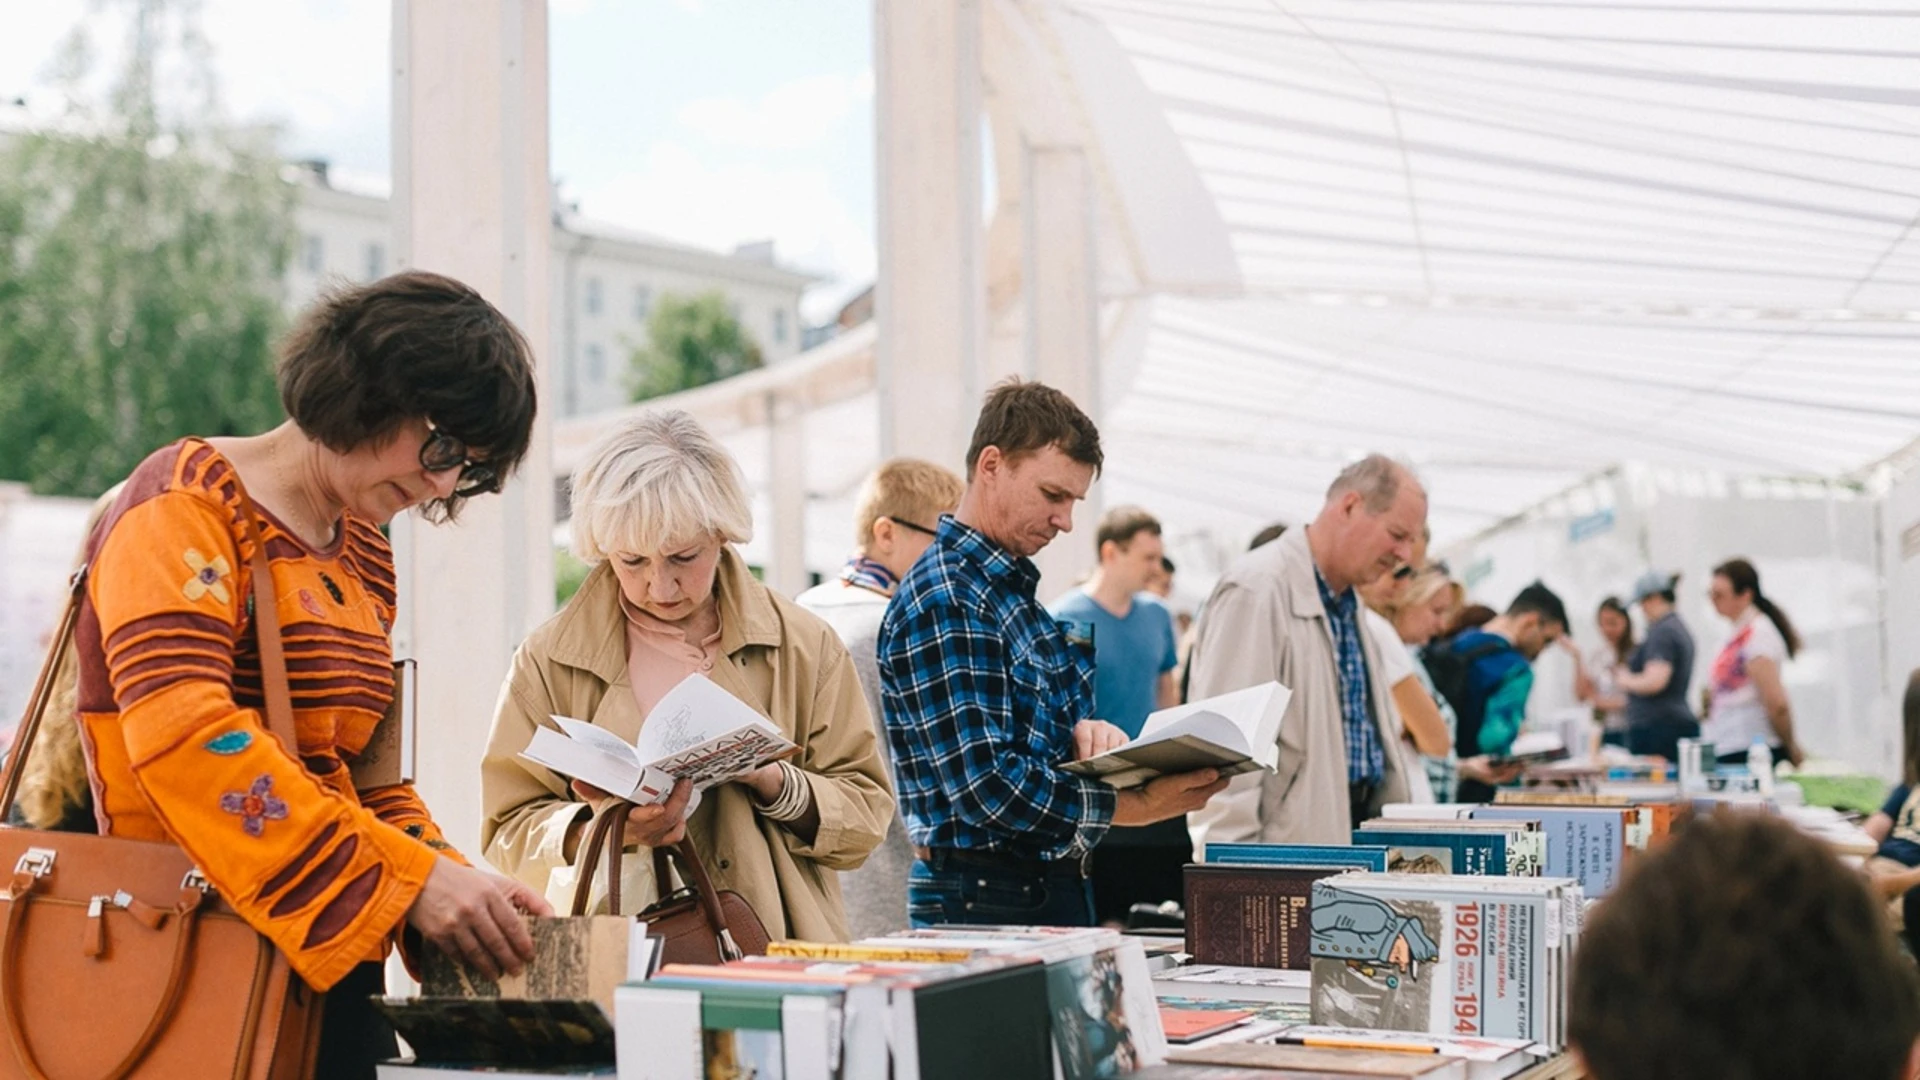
74, 439, 460, 992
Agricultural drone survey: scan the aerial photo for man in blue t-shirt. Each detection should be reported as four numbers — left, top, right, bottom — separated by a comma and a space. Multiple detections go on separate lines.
1050, 506, 1181, 925
1433, 582, 1569, 802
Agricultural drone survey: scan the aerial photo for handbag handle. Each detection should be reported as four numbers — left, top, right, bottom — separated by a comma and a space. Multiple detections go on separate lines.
565, 802, 741, 960
1, 870, 210, 1080
0, 489, 297, 821
568, 801, 630, 917
652, 839, 744, 962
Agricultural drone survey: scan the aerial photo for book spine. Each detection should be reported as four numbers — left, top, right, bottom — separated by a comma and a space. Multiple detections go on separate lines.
766, 941, 974, 963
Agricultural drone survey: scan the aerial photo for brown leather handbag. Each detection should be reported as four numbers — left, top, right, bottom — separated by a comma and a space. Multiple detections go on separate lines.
0, 509, 322, 1079
568, 802, 770, 965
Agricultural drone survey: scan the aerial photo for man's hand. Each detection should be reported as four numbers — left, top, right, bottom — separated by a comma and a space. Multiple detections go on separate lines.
405, 860, 554, 980
1073, 719, 1131, 761
1112, 768, 1228, 826
1458, 756, 1525, 786
571, 777, 693, 848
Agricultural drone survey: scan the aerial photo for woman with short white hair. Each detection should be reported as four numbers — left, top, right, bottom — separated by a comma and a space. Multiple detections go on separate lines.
480, 409, 893, 940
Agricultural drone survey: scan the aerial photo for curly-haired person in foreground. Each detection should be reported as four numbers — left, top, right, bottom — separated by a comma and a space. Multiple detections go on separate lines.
1571, 812, 1920, 1080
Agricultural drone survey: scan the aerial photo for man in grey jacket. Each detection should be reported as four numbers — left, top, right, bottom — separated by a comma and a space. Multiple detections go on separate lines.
1186, 455, 1428, 848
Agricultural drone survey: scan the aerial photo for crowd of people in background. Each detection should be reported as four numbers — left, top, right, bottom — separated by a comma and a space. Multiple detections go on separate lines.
762, 378, 1817, 930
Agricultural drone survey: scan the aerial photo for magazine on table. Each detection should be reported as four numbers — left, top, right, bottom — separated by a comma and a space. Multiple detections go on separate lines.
519, 673, 796, 805
1061, 681, 1291, 789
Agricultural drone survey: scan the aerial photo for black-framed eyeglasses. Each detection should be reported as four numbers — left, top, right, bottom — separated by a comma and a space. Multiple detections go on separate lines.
886, 516, 938, 539
419, 421, 500, 497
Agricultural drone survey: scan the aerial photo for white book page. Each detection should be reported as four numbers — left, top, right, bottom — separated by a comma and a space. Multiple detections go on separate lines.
633, 673, 781, 764
548, 714, 643, 765
520, 727, 642, 798
1133, 711, 1249, 756
1133, 681, 1289, 766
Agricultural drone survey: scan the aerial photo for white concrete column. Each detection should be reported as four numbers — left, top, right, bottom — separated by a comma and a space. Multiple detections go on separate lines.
874, 0, 984, 473
388, 0, 552, 861
766, 390, 808, 596
1023, 142, 1101, 597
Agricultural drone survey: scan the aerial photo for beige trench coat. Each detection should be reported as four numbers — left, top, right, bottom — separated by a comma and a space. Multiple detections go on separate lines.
480, 549, 894, 942
1185, 526, 1410, 849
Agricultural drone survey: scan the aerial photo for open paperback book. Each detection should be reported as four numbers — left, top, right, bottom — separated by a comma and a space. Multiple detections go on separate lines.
520, 673, 797, 804
1061, 681, 1290, 789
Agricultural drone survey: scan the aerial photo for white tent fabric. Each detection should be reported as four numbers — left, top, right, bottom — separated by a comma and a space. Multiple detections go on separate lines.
1053, 0, 1920, 546
560, 1, 1920, 561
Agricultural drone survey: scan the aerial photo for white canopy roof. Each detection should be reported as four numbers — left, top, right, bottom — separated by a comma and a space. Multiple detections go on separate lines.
1059, 0, 1920, 542
560, 0, 1920, 568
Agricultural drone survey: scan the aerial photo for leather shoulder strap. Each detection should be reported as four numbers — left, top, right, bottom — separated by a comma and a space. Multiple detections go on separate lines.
0, 568, 88, 819
227, 480, 297, 752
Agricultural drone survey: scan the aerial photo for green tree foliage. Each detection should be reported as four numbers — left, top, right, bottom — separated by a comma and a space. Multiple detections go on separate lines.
626, 290, 764, 402
0, 0, 293, 497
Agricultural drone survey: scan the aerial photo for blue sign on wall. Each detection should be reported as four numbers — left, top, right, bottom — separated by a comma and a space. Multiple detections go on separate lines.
1569, 508, 1616, 545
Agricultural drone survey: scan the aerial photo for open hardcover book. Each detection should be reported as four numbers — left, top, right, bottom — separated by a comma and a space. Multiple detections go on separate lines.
520, 673, 798, 804
1060, 681, 1290, 789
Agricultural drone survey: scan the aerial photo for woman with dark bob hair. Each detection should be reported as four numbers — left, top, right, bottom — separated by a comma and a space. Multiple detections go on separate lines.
70, 271, 551, 1077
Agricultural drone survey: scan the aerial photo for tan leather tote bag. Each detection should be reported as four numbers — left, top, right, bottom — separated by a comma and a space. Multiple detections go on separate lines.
0, 505, 323, 1079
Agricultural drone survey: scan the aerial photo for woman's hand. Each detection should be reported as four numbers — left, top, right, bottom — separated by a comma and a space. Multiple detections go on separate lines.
737, 763, 786, 804
570, 778, 693, 848
405, 860, 554, 980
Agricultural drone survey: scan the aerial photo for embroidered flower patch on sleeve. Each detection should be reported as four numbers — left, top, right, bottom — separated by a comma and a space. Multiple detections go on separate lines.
182, 549, 233, 605
220, 775, 290, 837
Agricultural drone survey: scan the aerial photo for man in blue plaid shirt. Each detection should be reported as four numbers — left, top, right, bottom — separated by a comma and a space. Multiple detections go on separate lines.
879, 380, 1228, 928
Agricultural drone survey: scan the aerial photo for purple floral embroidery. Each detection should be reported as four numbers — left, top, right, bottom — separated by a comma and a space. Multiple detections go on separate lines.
220, 775, 289, 837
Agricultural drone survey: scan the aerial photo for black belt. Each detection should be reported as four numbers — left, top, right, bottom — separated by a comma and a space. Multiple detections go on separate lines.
915, 845, 1093, 879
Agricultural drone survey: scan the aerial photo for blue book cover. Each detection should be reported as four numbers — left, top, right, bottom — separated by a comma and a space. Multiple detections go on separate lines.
1471, 807, 1624, 895
1350, 828, 1507, 875
1204, 843, 1391, 871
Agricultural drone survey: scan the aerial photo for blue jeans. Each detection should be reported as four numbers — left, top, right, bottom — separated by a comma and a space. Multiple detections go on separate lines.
907, 851, 1096, 928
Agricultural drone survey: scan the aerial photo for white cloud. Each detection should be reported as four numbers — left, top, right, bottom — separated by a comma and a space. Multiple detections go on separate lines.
675, 69, 873, 151
575, 141, 874, 324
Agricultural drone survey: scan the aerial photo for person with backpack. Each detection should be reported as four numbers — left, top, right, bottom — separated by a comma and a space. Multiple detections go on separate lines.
1425, 582, 1569, 802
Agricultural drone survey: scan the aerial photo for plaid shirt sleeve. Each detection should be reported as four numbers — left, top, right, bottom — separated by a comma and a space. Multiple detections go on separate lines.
883, 599, 1115, 860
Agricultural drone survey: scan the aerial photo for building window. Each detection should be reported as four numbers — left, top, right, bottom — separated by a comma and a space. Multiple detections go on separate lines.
303, 234, 324, 273
585, 277, 603, 316
633, 286, 652, 322
365, 242, 385, 281
585, 343, 605, 383
772, 308, 788, 345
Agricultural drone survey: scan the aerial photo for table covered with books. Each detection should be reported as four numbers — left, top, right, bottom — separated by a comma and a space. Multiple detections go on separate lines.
376, 784, 1714, 1079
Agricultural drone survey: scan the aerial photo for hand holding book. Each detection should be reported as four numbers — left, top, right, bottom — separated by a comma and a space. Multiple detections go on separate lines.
1061, 681, 1292, 790
1112, 768, 1229, 827
570, 777, 692, 849
520, 673, 798, 805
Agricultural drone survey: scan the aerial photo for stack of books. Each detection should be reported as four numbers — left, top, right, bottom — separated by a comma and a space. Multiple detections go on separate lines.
1380, 798, 1684, 897
616, 926, 1167, 1079
1305, 872, 1580, 1050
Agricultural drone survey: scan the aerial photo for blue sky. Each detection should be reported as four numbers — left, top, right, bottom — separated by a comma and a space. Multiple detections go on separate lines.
1, 0, 876, 322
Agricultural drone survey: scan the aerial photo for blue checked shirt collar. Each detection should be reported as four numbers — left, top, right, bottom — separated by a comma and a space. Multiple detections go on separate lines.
940, 514, 1042, 598
1315, 564, 1386, 785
